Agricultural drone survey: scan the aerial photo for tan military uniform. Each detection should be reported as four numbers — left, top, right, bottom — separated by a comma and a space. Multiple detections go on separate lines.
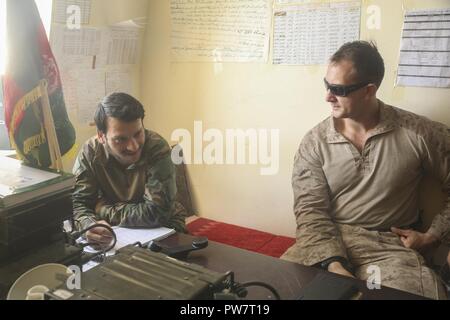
72, 130, 186, 233
282, 101, 449, 299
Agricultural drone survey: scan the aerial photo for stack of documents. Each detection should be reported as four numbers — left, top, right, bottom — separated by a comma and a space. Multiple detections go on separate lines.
0, 156, 74, 209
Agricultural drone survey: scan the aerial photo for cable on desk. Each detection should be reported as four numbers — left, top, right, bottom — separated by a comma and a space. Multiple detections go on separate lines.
238, 281, 281, 300
132, 241, 144, 248
68, 223, 117, 264
222, 271, 281, 300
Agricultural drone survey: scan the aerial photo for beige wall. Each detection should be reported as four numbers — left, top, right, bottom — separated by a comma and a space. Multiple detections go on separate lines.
138, 0, 450, 237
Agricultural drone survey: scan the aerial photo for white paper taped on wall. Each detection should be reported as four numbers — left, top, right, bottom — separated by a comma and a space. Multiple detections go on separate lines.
50, 22, 142, 124
60, 27, 102, 56
50, 25, 108, 70
59, 70, 78, 111
396, 8, 450, 88
273, 1, 361, 65
276, 0, 310, 4
113, 17, 148, 29
107, 27, 140, 65
76, 69, 106, 125
170, 0, 272, 63
51, 25, 142, 69
106, 71, 132, 95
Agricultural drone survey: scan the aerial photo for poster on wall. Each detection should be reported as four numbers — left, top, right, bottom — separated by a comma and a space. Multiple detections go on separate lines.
396, 8, 450, 88
272, 1, 361, 65
50, 25, 108, 70
51, 22, 143, 124
170, 0, 272, 63
106, 27, 141, 65
76, 69, 106, 125
106, 70, 133, 96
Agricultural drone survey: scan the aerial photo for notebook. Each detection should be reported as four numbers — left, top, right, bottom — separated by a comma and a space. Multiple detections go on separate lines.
80, 226, 176, 271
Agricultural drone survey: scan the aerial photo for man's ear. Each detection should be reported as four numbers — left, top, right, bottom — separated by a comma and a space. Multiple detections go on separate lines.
366, 84, 378, 98
97, 131, 106, 144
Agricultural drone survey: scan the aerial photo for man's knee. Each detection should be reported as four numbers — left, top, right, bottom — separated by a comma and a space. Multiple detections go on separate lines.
280, 243, 302, 264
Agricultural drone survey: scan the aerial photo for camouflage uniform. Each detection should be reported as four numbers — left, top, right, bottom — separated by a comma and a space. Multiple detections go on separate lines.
282, 101, 449, 299
72, 129, 186, 233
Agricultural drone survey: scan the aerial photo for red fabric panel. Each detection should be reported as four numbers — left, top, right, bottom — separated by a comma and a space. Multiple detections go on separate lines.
187, 218, 295, 258
255, 236, 296, 258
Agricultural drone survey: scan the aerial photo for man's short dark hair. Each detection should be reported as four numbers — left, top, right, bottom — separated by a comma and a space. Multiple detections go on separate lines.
330, 41, 385, 88
94, 92, 145, 133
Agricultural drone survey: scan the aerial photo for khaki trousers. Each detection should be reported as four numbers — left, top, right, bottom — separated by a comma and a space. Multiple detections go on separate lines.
282, 224, 447, 299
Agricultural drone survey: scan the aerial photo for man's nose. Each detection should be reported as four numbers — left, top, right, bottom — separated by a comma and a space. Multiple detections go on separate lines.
325, 90, 337, 102
126, 138, 139, 152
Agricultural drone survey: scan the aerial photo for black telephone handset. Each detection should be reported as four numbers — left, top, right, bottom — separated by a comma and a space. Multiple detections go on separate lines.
147, 237, 208, 259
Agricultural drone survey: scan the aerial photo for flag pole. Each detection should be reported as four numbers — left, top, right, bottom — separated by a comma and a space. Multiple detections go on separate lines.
39, 80, 63, 172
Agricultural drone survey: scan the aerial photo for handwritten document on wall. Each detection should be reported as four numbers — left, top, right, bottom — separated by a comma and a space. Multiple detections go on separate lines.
396, 9, 450, 88
171, 0, 272, 62
273, 1, 360, 65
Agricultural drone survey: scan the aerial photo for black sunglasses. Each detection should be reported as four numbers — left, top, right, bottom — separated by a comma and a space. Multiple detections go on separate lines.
324, 78, 370, 97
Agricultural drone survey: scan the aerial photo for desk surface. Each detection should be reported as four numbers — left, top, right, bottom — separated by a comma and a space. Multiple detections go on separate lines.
160, 233, 426, 300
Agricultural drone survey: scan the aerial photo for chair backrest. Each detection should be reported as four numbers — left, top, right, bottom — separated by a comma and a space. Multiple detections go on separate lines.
172, 144, 195, 217
418, 174, 449, 269
418, 174, 446, 232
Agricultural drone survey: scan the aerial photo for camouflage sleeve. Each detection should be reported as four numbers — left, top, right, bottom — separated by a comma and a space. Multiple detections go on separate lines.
72, 146, 99, 231
422, 122, 450, 242
290, 136, 347, 266
97, 153, 186, 233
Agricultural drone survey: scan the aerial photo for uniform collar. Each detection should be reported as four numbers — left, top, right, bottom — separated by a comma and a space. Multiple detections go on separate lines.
326, 100, 397, 144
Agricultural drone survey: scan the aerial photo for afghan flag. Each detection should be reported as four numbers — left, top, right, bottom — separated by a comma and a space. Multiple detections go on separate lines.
2, 0, 75, 168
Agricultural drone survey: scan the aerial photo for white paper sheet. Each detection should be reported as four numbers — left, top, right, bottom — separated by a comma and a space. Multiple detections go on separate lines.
60, 27, 101, 56
170, 0, 272, 62
76, 69, 105, 124
113, 227, 176, 250
60, 69, 79, 111
106, 27, 140, 65
272, 1, 360, 65
396, 8, 450, 88
276, 0, 309, 3
50, 25, 108, 70
106, 71, 132, 95
113, 17, 148, 29
80, 226, 175, 272
53, 0, 91, 24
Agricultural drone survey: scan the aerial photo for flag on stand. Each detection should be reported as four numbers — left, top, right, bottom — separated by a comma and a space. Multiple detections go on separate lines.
2, 0, 75, 168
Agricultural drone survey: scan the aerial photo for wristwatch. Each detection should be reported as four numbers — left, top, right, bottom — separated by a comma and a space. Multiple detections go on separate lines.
319, 256, 353, 273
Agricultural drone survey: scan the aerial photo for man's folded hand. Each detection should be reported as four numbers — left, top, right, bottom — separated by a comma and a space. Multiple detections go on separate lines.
86, 220, 114, 249
391, 227, 439, 252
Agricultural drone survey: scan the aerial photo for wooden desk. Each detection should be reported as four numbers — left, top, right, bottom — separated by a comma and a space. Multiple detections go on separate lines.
160, 233, 427, 300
